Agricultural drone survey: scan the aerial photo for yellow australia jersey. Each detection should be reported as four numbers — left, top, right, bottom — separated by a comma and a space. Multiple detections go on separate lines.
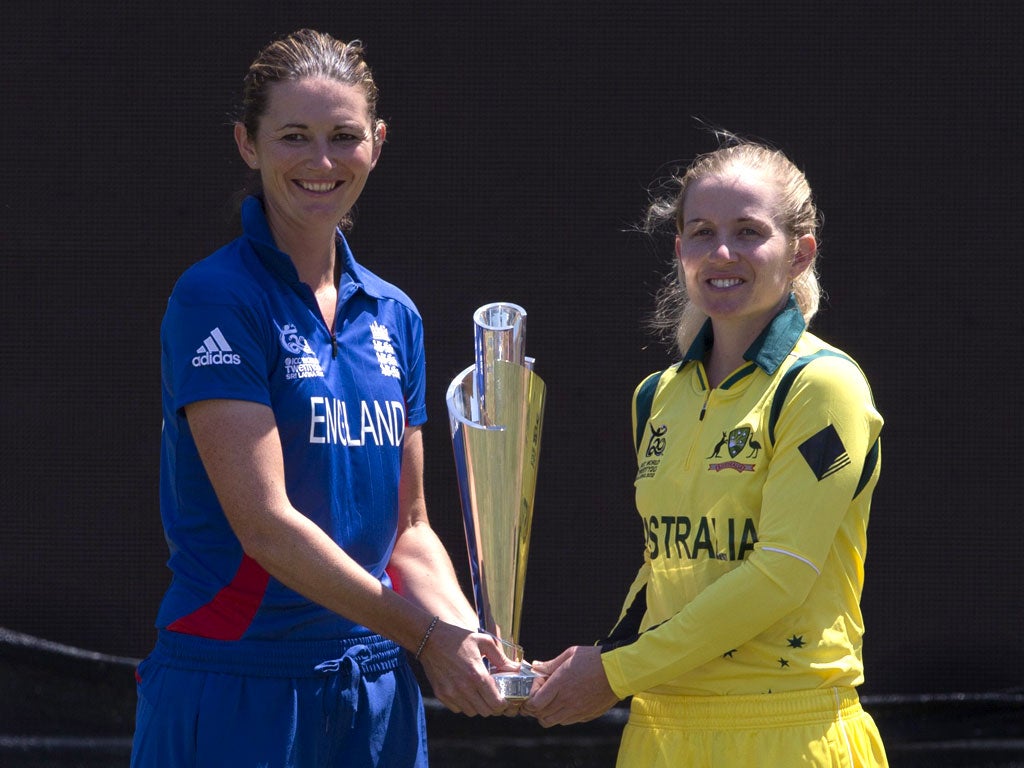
600, 300, 883, 698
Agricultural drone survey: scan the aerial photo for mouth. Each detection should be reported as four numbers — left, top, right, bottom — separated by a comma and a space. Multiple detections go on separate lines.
295, 180, 342, 193
708, 277, 744, 288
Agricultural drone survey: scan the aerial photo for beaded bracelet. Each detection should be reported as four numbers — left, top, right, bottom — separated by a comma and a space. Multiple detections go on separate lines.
414, 615, 440, 660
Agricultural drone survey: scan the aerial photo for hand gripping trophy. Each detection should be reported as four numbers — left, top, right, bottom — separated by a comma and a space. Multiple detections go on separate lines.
446, 303, 545, 700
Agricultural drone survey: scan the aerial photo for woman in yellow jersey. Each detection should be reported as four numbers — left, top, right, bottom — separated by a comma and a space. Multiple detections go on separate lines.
523, 135, 888, 767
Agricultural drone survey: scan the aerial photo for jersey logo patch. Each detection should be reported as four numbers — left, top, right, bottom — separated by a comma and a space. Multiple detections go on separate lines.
798, 424, 851, 480
706, 427, 758, 473
370, 321, 401, 379
276, 322, 325, 380
636, 423, 666, 480
645, 423, 667, 457
192, 327, 241, 367
727, 427, 750, 458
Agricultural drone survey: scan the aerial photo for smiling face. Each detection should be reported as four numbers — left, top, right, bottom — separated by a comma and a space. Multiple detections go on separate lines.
675, 169, 815, 339
234, 75, 384, 245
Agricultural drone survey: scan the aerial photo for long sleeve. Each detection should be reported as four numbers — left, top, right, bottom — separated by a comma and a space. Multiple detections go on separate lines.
603, 349, 882, 698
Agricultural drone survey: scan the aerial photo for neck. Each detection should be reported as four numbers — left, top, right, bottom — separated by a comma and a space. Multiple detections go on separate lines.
704, 323, 759, 389
288, 238, 337, 292
264, 207, 339, 291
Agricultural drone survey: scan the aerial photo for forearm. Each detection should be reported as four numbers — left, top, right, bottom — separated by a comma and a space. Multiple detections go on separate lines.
602, 548, 817, 697
185, 399, 435, 653
240, 503, 434, 653
388, 520, 478, 630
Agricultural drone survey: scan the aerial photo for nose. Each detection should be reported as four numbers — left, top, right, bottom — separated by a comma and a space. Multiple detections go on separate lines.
709, 241, 736, 261
308, 138, 335, 170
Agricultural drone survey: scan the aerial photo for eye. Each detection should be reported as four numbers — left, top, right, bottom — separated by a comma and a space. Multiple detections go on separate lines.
280, 133, 307, 143
333, 131, 364, 142
738, 225, 767, 239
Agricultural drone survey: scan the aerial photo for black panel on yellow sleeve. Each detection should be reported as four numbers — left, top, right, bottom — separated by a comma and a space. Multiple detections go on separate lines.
597, 585, 648, 651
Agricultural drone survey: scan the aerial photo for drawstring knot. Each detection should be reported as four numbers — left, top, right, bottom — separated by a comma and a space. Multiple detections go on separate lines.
313, 644, 371, 731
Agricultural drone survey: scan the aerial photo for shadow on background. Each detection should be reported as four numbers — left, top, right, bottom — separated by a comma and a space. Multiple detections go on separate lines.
3, 628, 1022, 768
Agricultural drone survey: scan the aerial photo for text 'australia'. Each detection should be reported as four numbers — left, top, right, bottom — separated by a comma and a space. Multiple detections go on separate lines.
645, 515, 758, 562
309, 397, 406, 447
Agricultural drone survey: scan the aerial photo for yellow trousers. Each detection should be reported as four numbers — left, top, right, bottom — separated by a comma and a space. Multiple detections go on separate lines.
616, 687, 888, 767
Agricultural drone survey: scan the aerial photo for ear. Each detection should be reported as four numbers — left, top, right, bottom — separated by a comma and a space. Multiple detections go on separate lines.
369, 121, 387, 170
674, 234, 683, 264
234, 123, 259, 170
790, 234, 816, 279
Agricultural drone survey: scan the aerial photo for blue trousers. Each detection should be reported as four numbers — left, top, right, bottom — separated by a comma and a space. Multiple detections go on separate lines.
130, 631, 427, 767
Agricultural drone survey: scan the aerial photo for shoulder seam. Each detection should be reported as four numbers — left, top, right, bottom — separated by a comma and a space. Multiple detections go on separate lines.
767, 350, 852, 446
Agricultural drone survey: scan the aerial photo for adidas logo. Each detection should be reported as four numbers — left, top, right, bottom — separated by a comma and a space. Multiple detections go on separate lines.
192, 327, 241, 367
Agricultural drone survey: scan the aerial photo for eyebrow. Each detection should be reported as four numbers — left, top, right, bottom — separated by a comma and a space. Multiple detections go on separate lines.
274, 122, 365, 132
683, 215, 767, 226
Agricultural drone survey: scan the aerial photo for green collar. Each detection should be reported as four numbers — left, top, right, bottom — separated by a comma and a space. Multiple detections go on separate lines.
680, 295, 807, 376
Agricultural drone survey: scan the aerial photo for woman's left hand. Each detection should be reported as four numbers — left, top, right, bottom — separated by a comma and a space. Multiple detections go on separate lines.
521, 645, 619, 726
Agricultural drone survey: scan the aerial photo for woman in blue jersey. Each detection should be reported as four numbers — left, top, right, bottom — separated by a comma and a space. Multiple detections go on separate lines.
524, 135, 888, 767
131, 29, 513, 768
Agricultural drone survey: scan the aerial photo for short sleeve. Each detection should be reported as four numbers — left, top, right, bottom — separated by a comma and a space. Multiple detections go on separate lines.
161, 270, 273, 414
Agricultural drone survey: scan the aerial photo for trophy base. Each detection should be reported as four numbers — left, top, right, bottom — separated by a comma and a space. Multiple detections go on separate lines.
493, 671, 536, 701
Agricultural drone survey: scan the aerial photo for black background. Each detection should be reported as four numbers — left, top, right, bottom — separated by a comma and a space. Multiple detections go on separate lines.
3, 0, 1022, 699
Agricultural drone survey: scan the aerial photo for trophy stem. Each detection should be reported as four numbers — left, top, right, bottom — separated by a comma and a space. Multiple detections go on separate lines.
473, 302, 527, 427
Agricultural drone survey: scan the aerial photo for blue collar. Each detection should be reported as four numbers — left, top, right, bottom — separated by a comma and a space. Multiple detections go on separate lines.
680, 295, 806, 375
240, 195, 372, 296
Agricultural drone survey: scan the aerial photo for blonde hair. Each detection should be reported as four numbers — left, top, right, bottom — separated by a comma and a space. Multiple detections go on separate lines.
645, 137, 822, 356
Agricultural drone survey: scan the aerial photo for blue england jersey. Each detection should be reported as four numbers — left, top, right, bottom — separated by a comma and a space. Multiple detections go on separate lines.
156, 196, 427, 641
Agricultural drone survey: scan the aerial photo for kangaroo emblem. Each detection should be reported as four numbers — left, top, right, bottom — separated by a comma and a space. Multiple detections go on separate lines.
708, 432, 728, 458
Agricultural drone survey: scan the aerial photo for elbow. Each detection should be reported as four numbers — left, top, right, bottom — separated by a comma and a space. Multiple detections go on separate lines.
223, 508, 289, 572
751, 548, 821, 612
237, 530, 273, 564
777, 580, 815, 614
233, 529, 280, 575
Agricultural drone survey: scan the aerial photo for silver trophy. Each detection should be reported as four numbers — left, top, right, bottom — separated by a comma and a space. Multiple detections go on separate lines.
446, 302, 546, 700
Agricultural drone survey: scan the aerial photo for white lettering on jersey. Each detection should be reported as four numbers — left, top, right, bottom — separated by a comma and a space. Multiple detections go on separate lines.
192, 327, 241, 367
309, 397, 406, 446
276, 321, 325, 379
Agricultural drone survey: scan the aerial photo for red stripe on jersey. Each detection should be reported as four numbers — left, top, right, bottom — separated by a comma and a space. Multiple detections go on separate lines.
386, 565, 403, 595
166, 554, 270, 640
